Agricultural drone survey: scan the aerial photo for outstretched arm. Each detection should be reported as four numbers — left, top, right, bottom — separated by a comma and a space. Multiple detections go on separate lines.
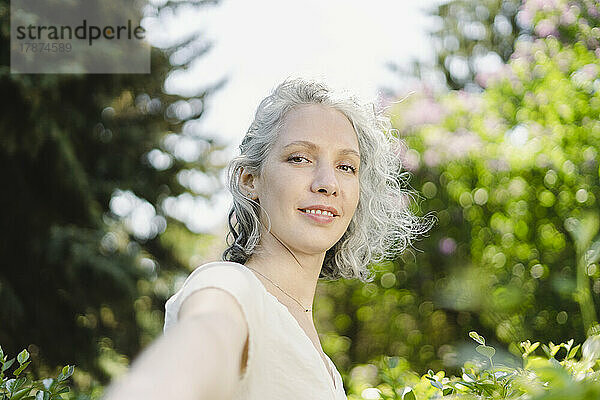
102, 288, 249, 400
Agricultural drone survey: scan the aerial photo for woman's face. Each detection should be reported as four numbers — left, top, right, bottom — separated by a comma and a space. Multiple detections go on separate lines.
251, 104, 361, 255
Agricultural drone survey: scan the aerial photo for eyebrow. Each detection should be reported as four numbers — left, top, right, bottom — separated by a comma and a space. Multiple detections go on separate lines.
282, 140, 360, 159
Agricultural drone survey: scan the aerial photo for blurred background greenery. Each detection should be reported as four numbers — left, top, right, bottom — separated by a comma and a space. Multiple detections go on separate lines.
0, 0, 599, 398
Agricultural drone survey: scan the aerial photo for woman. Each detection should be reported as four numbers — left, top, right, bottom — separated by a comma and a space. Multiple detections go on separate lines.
103, 78, 429, 400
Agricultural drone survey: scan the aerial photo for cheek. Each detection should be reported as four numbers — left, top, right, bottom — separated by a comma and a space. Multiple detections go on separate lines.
271, 174, 301, 197
258, 170, 300, 209
349, 182, 360, 211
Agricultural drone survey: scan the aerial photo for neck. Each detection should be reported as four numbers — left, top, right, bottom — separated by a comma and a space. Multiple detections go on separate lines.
244, 232, 324, 312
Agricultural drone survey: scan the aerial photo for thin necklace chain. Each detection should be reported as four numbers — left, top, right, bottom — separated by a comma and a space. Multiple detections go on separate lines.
247, 267, 312, 313
245, 204, 313, 313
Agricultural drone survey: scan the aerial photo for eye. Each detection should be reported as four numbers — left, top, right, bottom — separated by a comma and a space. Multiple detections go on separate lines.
338, 164, 357, 174
287, 155, 310, 164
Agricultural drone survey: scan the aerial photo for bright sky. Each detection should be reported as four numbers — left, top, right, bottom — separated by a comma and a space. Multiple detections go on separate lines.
121, 0, 443, 236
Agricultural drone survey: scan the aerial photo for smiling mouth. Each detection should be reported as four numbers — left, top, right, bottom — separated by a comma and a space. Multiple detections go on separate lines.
298, 208, 337, 217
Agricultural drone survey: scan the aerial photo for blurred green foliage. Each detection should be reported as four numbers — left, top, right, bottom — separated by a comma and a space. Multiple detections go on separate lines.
0, 0, 224, 391
345, 332, 600, 400
424, 0, 521, 90
0, 346, 74, 400
2, 0, 600, 397
316, 0, 600, 388
416, 0, 599, 91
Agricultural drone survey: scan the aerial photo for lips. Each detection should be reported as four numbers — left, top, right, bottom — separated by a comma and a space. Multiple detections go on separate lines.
298, 209, 336, 225
299, 208, 336, 217
298, 205, 339, 217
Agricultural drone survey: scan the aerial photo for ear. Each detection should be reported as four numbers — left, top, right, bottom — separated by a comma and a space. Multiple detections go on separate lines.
239, 166, 259, 200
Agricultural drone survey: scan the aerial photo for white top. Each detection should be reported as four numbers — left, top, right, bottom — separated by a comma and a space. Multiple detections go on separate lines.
164, 261, 347, 400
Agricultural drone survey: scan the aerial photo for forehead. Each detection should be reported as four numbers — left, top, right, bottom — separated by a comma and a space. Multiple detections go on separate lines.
276, 104, 359, 152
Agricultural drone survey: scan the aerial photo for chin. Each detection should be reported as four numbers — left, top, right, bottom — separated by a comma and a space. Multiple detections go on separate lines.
292, 237, 340, 255
279, 225, 345, 255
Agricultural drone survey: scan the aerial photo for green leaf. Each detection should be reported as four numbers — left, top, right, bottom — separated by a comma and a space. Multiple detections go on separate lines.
17, 350, 29, 365
380, 374, 395, 386
401, 387, 416, 400
585, 236, 600, 264
14, 361, 31, 377
57, 366, 74, 382
16, 350, 29, 366
442, 388, 454, 396
476, 345, 496, 359
521, 341, 540, 358
430, 379, 443, 390
469, 331, 485, 345
455, 381, 474, 390
548, 342, 561, 357
7, 378, 17, 392
568, 344, 581, 359
11, 387, 33, 400
35, 390, 50, 400
6, 378, 27, 393
0, 345, 4, 360
55, 387, 70, 395
493, 371, 509, 379
14, 377, 27, 389
2, 358, 15, 372
529, 342, 540, 354
542, 344, 552, 358
42, 379, 53, 391
564, 339, 574, 353
582, 335, 600, 360
478, 382, 499, 395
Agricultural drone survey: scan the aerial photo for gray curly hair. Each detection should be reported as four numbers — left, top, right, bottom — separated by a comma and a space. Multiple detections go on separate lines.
223, 78, 432, 282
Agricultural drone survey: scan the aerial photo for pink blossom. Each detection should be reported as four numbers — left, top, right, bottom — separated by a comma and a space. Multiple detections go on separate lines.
439, 237, 457, 255
580, 64, 599, 80
455, 91, 483, 112
516, 9, 534, 28
403, 98, 446, 127
475, 65, 511, 88
521, 0, 558, 14
535, 19, 559, 37
445, 130, 483, 160
422, 128, 483, 166
560, 9, 577, 25
486, 159, 510, 172
423, 149, 441, 167
402, 150, 421, 172
541, 0, 558, 10
475, 72, 493, 88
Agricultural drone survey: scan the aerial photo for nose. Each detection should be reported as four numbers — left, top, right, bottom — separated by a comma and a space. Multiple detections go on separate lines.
311, 163, 339, 196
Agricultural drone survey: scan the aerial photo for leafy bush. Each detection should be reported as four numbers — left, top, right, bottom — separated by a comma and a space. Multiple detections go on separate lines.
347, 332, 600, 400
0, 346, 74, 400
318, 0, 599, 375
